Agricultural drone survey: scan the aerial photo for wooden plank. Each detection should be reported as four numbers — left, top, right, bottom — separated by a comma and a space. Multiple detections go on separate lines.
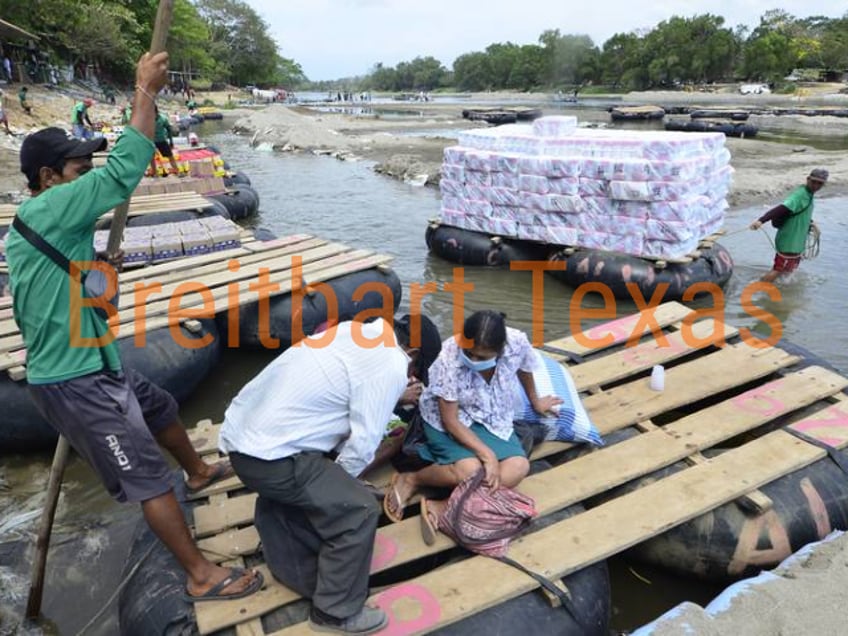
193, 367, 847, 633
191, 342, 801, 538
543, 301, 693, 357
683, 452, 773, 513
266, 420, 847, 636
567, 319, 738, 391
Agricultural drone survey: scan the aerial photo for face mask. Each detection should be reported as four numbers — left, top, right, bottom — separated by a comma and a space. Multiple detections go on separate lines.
460, 351, 497, 372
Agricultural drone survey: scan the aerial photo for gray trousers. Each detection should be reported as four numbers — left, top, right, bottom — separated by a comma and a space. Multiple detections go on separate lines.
230, 451, 380, 619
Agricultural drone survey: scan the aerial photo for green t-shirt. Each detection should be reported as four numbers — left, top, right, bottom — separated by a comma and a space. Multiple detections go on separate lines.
18, 88, 27, 105
775, 185, 815, 254
71, 102, 88, 124
6, 126, 154, 384
154, 112, 172, 143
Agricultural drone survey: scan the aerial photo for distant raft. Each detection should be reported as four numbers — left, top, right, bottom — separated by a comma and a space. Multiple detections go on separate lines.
664, 119, 758, 138
609, 105, 666, 120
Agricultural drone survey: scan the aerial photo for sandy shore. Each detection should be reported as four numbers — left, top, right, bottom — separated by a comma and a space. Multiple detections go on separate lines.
229, 95, 848, 210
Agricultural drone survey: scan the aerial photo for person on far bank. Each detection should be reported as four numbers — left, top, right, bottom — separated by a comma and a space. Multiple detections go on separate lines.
5, 51, 262, 603
71, 97, 94, 139
749, 168, 827, 283
150, 104, 180, 177
18, 86, 32, 115
0, 90, 11, 134
219, 315, 442, 635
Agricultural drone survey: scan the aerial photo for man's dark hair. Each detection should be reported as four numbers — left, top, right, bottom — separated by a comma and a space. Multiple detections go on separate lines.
463, 310, 507, 351
25, 159, 65, 191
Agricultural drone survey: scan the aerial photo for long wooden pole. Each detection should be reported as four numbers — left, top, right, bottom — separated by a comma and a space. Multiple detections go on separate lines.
24, 1, 174, 621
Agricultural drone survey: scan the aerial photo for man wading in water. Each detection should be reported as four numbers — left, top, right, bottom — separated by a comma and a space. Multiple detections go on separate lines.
749, 168, 827, 283
5, 51, 262, 603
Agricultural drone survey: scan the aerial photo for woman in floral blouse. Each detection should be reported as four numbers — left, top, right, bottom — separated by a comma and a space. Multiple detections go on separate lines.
383, 310, 561, 535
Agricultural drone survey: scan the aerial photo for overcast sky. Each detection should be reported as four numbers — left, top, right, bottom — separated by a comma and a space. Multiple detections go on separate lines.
248, 1, 842, 81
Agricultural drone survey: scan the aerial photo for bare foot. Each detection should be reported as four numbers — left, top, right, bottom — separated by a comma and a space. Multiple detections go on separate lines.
382, 472, 416, 522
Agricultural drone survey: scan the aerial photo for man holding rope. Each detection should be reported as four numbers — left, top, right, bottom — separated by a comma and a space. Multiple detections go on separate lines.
6, 51, 262, 603
749, 168, 827, 283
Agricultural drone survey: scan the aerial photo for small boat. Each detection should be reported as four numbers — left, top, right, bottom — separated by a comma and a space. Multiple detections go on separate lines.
688, 109, 750, 121
609, 105, 665, 121
664, 119, 758, 138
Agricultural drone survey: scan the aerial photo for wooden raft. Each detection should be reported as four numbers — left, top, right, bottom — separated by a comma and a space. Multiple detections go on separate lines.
181, 301, 848, 635
0, 192, 214, 227
0, 233, 393, 379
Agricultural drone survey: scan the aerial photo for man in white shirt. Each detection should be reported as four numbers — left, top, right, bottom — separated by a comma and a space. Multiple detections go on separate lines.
220, 314, 441, 635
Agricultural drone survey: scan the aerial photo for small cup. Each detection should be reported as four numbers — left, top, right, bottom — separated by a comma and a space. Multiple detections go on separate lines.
650, 365, 665, 392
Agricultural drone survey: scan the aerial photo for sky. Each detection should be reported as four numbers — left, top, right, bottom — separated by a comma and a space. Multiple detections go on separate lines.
248, 1, 843, 81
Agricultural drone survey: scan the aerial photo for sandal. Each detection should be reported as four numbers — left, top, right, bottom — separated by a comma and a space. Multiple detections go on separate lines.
420, 498, 439, 546
382, 473, 406, 523
182, 568, 264, 603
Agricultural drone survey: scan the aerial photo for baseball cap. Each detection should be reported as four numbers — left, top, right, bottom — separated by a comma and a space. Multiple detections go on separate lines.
809, 168, 828, 183
20, 127, 107, 181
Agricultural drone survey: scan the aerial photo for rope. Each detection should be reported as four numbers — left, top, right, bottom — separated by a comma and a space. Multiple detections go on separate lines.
73, 541, 157, 636
805, 224, 821, 260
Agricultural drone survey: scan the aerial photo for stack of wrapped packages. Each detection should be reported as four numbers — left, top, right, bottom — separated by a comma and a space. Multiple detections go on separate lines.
93, 216, 242, 265
438, 116, 733, 259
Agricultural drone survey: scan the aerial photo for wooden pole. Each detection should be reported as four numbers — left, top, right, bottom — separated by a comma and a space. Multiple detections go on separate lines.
24, 0, 174, 621
106, 0, 174, 257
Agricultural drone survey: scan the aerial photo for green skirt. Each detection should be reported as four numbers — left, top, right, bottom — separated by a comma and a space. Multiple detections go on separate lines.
418, 422, 525, 465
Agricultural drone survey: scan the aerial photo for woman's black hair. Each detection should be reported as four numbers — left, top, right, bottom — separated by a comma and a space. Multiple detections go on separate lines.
462, 310, 507, 351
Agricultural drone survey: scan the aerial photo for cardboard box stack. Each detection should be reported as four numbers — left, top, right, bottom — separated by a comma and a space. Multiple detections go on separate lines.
439, 116, 733, 259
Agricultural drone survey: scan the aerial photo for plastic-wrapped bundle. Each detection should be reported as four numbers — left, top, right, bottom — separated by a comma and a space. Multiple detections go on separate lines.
489, 153, 522, 174
439, 178, 463, 197
491, 205, 520, 221
578, 178, 610, 198
518, 174, 579, 196
567, 213, 647, 237
519, 192, 584, 214
444, 147, 467, 165
464, 150, 494, 172
492, 172, 520, 189
518, 155, 580, 178
487, 187, 521, 207
643, 236, 701, 259
582, 197, 649, 220
465, 170, 492, 187
516, 223, 579, 245
532, 115, 577, 138
441, 163, 464, 181
579, 230, 645, 255
644, 218, 696, 242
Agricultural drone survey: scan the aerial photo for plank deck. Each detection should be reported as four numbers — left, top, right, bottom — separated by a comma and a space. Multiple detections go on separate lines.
176, 302, 848, 634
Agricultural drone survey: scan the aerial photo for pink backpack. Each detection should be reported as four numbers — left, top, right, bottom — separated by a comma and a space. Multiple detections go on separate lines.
438, 469, 537, 557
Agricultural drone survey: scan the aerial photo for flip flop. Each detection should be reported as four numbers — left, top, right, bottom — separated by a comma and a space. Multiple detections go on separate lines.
186, 461, 234, 494
420, 498, 439, 546
382, 473, 405, 523
183, 568, 264, 603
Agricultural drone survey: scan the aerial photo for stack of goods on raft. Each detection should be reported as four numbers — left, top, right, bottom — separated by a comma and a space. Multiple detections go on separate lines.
429, 116, 736, 298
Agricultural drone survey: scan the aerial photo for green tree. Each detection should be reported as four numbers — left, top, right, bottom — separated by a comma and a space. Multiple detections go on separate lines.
452, 51, 491, 91
539, 30, 600, 87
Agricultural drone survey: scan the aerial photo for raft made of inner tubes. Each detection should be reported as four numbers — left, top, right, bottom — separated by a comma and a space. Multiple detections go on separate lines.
609, 105, 666, 120
461, 108, 543, 126
0, 322, 222, 453
223, 170, 252, 188
688, 109, 751, 121
548, 242, 734, 302
207, 185, 260, 220
426, 223, 552, 266
664, 119, 758, 138
118, 467, 611, 636
224, 266, 403, 349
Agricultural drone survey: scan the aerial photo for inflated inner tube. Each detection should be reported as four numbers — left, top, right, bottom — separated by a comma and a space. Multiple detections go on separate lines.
426, 223, 552, 266
208, 185, 260, 220
0, 322, 221, 453
225, 266, 403, 350
223, 171, 252, 187
548, 242, 734, 302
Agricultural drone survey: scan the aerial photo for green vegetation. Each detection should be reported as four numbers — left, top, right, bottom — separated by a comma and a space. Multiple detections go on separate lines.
1, 4, 845, 93
0, 0, 305, 87
316, 10, 848, 93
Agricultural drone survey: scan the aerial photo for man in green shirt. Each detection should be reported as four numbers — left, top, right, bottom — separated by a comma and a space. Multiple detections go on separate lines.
750, 168, 827, 283
6, 52, 262, 603
71, 97, 94, 139
150, 103, 180, 177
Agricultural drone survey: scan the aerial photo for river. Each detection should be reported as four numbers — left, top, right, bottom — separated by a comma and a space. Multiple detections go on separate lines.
1, 120, 847, 635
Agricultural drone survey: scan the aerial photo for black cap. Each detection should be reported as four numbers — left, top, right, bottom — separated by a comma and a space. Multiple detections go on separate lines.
20, 127, 107, 182
400, 314, 442, 385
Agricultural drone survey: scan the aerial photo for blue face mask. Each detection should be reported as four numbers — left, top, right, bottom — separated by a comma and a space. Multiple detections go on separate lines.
460, 351, 497, 372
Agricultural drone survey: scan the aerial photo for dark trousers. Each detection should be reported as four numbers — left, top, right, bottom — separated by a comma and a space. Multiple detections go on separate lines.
230, 451, 380, 619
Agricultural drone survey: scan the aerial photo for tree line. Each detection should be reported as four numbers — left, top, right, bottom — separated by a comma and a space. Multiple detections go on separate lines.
0, 0, 305, 88
350, 10, 848, 93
